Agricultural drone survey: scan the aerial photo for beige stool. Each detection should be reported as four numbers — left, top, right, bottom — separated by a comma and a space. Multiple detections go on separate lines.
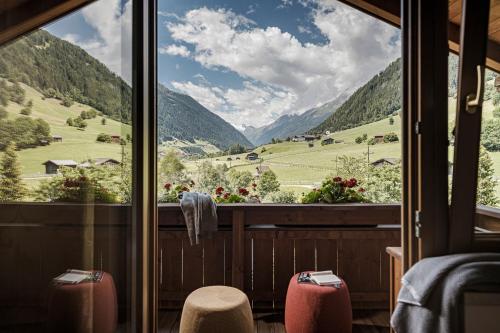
180, 286, 253, 333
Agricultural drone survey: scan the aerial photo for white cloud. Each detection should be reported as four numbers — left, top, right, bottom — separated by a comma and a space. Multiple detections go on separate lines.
165, 2, 400, 127
62, 0, 133, 84
172, 81, 226, 111
159, 44, 191, 57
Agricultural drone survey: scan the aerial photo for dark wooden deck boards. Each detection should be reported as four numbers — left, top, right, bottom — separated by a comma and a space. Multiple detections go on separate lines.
159, 310, 390, 333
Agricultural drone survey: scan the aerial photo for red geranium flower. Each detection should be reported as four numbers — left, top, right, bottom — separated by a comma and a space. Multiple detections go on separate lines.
333, 176, 342, 182
215, 187, 224, 195
346, 178, 357, 188
223, 192, 230, 199
164, 183, 172, 190
238, 188, 249, 196
181, 186, 190, 192
341, 180, 348, 187
358, 187, 366, 193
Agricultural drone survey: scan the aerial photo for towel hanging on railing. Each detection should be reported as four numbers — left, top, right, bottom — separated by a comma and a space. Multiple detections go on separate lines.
180, 192, 218, 245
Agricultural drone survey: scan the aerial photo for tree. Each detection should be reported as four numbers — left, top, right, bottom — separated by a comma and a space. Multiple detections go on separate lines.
101, 118, 106, 125
228, 169, 253, 191
8, 81, 25, 104
0, 142, 27, 201
66, 118, 74, 126
0, 80, 9, 107
477, 147, 499, 206
389, 116, 394, 125
73, 116, 87, 129
196, 161, 228, 193
160, 150, 187, 185
96, 133, 112, 143
355, 136, 363, 144
493, 92, 500, 106
258, 170, 280, 197
383, 132, 399, 143
228, 143, 246, 155
365, 164, 402, 203
481, 119, 500, 152
20, 100, 33, 116
61, 96, 74, 107
335, 155, 369, 183
0, 106, 7, 120
494, 107, 500, 118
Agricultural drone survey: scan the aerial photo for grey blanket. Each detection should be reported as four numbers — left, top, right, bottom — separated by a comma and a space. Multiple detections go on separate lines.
391, 253, 500, 333
180, 192, 218, 245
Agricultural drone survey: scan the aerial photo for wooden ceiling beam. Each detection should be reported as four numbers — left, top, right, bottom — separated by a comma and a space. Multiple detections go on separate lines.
0, 0, 94, 46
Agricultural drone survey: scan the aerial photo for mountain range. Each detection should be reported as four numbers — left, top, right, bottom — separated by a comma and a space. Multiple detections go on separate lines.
0, 29, 251, 150
242, 92, 349, 146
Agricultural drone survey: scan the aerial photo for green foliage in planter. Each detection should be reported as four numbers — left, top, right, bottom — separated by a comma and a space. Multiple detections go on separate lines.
301, 176, 368, 204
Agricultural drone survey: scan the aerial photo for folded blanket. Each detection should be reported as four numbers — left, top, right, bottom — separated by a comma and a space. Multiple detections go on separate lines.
180, 192, 218, 245
391, 253, 500, 333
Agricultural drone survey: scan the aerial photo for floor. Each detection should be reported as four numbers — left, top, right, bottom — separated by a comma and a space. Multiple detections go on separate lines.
159, 310, 390, 333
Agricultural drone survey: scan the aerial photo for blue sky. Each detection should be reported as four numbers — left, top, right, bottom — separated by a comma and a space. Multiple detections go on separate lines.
46, 0, 400, 128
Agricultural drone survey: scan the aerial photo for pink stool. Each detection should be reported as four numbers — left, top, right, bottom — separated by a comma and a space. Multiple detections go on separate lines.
285, 273, 352, 333
47, 272, 117, 333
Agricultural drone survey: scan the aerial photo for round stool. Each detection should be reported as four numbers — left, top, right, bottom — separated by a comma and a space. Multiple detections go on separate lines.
47, 272, 117, 333
285, 273, 352, 333
180, 286, 253, 333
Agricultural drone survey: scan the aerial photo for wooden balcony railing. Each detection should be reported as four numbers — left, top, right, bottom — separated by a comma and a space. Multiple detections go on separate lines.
1, 202, 499, 320
158, 204, 401, 310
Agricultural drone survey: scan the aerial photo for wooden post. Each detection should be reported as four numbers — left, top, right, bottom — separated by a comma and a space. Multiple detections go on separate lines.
417, 0, 450, 258
232, 209, 245, 289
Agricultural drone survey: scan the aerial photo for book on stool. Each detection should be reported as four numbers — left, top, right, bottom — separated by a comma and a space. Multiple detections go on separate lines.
53, 269, 104, 284
298, 270, 342, 287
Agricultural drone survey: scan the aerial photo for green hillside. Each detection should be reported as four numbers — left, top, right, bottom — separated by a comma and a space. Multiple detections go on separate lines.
312, 58, 401, 133
1, 80, 131, 179
0, 30, 132, 123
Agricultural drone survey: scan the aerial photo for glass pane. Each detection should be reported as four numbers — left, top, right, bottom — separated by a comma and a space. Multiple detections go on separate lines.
156, 0, 401, 205
0, 0, 135, 331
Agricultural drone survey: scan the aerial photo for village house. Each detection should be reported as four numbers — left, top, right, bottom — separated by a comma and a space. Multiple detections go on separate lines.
373, 135, 385, 144
245, 152, 259, 160
111, 135, 121, 143
321, 137, 334, 145
42, 160, 78, 174
79, 158, 121, 168
52, 135, 63, 142
370, 158, 398, 168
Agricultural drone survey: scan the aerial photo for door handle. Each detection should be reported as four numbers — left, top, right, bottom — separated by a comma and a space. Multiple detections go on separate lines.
466, 65, 484, 114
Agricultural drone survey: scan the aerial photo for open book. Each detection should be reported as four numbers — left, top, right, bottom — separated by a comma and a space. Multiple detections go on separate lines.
309, 270, 342, 286
53, 269, 103, 284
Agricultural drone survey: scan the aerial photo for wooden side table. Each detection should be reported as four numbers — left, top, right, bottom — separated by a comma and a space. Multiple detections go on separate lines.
386, 247, 402, 333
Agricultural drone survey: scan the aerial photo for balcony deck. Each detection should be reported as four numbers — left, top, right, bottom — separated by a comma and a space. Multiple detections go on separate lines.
159, 310, 390, 333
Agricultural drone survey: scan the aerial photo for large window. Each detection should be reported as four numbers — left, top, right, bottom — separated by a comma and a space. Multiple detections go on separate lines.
156, 0, 402, 204
0, 0, 137, 331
